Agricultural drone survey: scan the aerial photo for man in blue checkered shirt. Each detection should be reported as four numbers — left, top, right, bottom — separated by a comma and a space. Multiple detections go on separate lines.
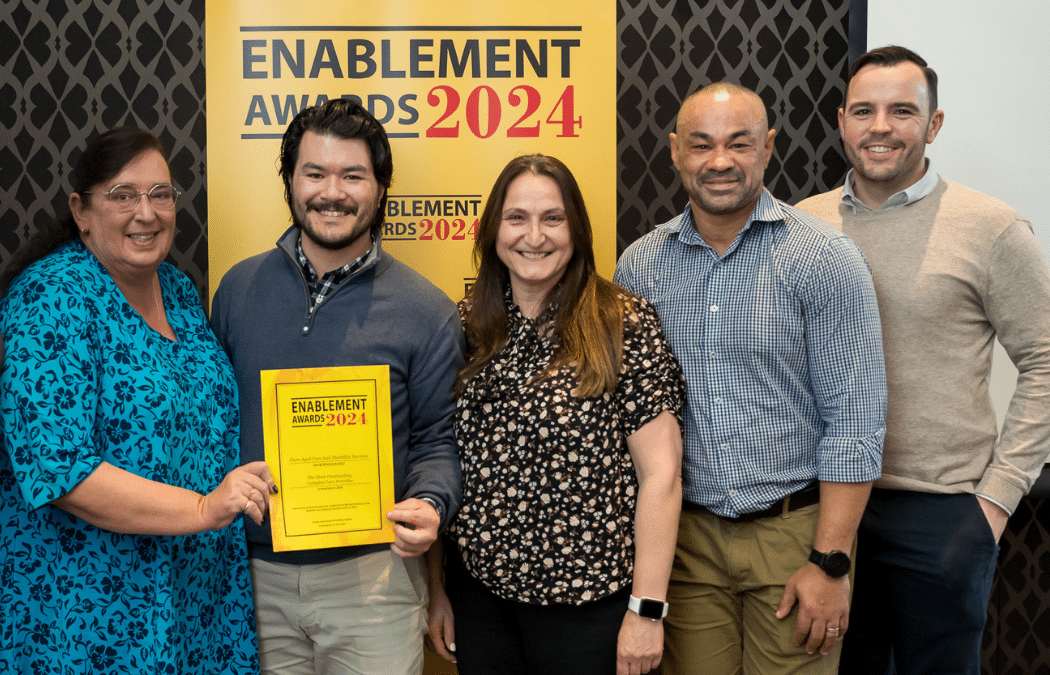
614, 83, 886, 675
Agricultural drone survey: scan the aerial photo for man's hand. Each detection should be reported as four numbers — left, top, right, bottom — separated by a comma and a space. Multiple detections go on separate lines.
976, 496, 1009, 543
386, 498, 440, 558
775, 563, 850, 656
617, 611, 663, 675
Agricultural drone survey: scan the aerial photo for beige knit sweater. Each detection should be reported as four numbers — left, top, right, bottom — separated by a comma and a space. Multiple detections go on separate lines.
797, 177, 1050, 511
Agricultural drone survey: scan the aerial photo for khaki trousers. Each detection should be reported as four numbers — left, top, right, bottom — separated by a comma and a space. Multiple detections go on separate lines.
659, 503, 850, 675
250, 551, 427, 675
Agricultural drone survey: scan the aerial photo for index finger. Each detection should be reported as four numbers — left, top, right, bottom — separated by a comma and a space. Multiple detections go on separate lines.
791, 609, 812, 648
242, 461, 278, 492
386, 507, 434, 527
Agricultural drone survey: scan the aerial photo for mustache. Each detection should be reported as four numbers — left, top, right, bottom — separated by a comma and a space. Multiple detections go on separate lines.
700, 169, 745, 182
307, 200, 358, 214
857, 135, 902, 148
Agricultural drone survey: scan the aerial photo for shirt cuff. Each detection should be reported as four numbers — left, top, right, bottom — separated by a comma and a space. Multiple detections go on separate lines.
976, 493, 1012, 516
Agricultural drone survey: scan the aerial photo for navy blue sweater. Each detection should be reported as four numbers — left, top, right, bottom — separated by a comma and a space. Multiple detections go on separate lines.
211, 227, 464, 565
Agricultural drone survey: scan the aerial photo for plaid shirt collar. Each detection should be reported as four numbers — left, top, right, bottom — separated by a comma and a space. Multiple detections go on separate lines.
295, 230, 375, 310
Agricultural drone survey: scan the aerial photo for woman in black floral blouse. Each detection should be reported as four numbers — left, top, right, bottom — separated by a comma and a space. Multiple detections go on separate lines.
427, 154, 686, 675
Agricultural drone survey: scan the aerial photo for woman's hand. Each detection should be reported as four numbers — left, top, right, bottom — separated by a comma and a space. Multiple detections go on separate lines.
424, 539, 458, 662
426, 581, 458, 662
198, 461, 278, 528
53, 460, 277, 535
617, 611, 663, 674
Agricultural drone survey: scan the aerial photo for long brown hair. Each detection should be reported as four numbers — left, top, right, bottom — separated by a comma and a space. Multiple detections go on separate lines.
456, 154, 624, 398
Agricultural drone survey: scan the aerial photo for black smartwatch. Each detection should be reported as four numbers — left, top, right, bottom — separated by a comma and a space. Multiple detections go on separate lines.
628, 595, 669, 620
809, 549, 851, 578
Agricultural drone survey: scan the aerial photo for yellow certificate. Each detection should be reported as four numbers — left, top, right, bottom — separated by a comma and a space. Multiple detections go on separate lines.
260, 365, 396, 551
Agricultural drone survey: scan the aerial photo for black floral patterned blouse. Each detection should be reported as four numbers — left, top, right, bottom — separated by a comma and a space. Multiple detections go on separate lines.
449, 289, 685, 605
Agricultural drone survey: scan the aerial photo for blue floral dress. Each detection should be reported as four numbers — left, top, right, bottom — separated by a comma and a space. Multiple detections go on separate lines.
0, 240, 259, 674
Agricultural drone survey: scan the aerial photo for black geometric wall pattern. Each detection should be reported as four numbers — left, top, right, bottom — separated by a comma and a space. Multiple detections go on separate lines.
0, 0, 207, 296
984, 498, 1050, 675
615, 0, 851, 253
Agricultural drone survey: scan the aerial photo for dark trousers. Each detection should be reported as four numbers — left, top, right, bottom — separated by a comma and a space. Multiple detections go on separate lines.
839, 490, 999, 675
445, 546, 630, 675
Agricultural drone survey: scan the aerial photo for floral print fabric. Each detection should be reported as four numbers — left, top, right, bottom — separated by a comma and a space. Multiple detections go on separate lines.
0, 241, 259, 674
449, 290, 685, 605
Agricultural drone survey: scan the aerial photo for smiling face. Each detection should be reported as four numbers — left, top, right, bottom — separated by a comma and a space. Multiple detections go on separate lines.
670, 88, 775, 224
71, 149, 176, 283
839, 61, 944, 207
496, 172, 574, 314
290, 130, 384, 263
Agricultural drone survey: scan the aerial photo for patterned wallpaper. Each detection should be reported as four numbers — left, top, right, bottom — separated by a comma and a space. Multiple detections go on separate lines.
0, 0, 207, 291
615, 0, 850, 251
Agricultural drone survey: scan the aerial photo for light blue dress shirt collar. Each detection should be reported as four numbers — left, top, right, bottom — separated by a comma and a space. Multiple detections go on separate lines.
841, 159, 939, 213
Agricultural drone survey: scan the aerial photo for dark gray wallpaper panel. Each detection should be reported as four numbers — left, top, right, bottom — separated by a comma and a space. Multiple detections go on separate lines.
616, 0, 850, 252
0, 0, 207, 292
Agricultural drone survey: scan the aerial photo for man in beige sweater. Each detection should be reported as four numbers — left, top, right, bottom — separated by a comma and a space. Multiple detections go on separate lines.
796, 45, 1050, 675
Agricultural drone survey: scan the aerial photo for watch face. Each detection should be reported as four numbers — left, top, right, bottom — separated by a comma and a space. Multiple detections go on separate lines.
638, 598, 666, 620
825, 552, 851, 578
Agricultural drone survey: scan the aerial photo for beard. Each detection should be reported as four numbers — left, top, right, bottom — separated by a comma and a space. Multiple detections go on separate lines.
292, 199, 376, 252
845, 140, 924, 187
690, 169, 763, 216
843, 116, 933, 190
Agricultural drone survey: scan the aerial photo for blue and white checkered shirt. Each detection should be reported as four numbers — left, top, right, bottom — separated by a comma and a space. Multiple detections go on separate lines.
615, 190, 886, 517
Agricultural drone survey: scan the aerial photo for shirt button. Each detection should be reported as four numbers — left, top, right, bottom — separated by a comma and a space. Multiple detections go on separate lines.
713, 397, 723, 405
302, 326, 308, 333
710, 305, 718, 312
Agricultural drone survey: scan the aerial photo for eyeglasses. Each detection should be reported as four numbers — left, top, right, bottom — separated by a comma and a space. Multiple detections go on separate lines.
83, 183, 181, 212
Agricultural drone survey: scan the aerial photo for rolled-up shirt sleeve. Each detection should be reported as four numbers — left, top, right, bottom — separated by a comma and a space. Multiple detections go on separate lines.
803, 236, 886, 483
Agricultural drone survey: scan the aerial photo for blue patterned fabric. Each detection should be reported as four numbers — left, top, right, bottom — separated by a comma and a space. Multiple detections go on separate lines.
615, 191, 886, 517
0, 240, 259, 674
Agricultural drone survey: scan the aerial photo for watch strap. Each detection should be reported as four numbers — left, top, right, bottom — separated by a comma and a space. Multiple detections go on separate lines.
808, 548, 851, 578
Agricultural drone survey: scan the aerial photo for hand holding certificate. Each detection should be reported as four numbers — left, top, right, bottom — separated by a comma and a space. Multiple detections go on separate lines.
387, 498, 441, 558
260, 365, 397, 551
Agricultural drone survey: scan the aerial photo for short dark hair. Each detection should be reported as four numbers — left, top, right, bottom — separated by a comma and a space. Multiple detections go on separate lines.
846, 45, 938, 113
1, 128, 165, 293
278, 99, 393, 229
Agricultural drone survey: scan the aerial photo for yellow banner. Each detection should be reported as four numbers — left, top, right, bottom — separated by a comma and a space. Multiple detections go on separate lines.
261, 366, 396, 552
206, 1, 616, 302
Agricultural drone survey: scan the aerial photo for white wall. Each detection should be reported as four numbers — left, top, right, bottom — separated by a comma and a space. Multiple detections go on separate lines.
867, 1, 1050, 426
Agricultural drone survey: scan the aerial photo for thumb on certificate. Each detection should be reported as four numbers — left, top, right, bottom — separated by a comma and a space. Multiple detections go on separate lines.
387, 497, 438, 527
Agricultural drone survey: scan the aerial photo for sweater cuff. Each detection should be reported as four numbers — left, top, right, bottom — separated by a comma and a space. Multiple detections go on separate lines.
976, 471, 1026, 514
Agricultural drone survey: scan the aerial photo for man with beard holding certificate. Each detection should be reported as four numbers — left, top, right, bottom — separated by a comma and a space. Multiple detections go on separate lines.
211, 99, 464, 675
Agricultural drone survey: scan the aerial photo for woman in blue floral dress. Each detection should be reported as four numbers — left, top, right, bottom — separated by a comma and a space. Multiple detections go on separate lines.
0, 128, 276, 674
